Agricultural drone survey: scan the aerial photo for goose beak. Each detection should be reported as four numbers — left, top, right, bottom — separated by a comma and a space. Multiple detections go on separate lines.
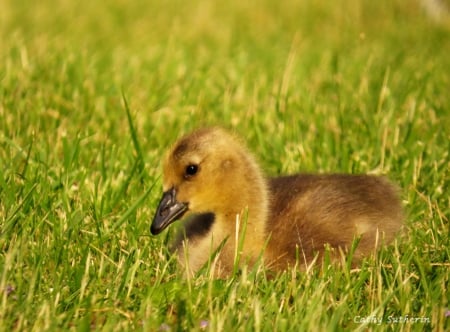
151, 187, 188, 235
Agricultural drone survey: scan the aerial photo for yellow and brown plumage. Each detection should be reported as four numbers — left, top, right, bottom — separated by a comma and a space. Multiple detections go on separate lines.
151, 127, 404, 277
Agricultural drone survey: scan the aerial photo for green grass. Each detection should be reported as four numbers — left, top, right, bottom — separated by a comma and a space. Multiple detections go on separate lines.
1, 0, 449, 330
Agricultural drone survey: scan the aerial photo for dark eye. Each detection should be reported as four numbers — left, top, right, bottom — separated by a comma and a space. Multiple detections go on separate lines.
185, 164, 198, 178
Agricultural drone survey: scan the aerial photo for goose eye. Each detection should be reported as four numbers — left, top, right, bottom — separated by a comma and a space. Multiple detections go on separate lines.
185, 164, 198, 178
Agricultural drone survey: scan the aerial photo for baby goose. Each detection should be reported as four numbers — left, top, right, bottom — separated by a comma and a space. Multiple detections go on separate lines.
151, 127, 403, 277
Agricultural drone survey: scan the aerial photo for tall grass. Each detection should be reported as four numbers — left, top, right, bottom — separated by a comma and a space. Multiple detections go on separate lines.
1, 0, 449, 330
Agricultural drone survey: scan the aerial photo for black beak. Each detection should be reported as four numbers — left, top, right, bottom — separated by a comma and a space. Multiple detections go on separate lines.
151, 188, 188, 235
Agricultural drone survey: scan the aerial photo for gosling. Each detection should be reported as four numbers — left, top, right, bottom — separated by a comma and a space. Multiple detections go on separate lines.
151, 127, 404, 277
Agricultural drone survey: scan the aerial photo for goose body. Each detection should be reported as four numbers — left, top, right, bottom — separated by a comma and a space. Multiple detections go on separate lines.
151, 128, 403, 277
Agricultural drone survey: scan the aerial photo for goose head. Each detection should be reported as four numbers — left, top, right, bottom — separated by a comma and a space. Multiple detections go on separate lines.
151, 127, 268, 236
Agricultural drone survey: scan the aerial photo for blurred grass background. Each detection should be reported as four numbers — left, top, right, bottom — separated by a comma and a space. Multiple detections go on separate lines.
1, 0, 449, 331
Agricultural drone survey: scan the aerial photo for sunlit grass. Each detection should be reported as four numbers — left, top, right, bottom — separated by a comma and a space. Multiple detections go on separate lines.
1, 0, 449, 330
